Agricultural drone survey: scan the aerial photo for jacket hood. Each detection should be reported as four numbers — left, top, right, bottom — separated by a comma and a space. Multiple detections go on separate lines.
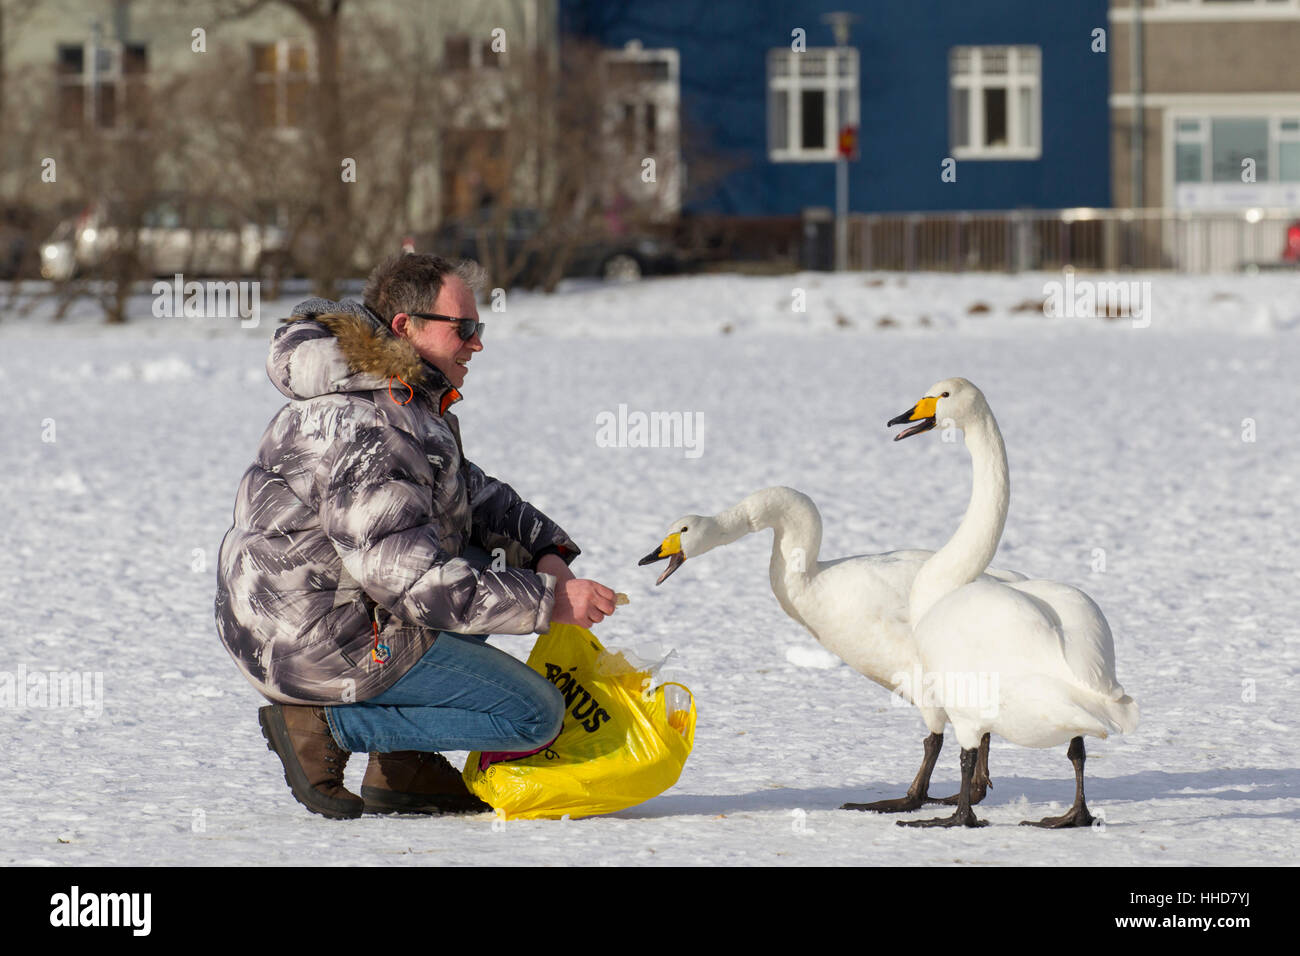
266, 297, 457, 405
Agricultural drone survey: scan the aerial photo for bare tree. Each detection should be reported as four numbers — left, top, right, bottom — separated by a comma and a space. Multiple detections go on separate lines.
206, 0, 361, 299
0, 1, 61, 311
45, 66, 200, 323
439, 37, 728, 294
17, 1, 451, 321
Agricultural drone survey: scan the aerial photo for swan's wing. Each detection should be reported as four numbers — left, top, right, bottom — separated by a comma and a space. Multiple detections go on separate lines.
983, 565, 1028, 583
914, 581, 1071, 677
791, 552, 927, 684
812, 551, 927, 611
1008, 580, 1125, 699
818, 549, 933, 573
873, 549, 939, 562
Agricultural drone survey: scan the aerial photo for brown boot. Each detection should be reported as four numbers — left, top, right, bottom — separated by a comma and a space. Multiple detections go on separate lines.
361, 751, 491, 815
258, 704, 363, 820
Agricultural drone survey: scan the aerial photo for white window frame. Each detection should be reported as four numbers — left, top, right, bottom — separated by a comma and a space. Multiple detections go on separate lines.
57, 41, 147, 131
600, 45, 682, 217
950, 45, 1041, 160
1171, 110, 1300, 183
767, 47, 859, 162
601, 47, 679, 162
1165, 102, 1300, 207
253, 39, 315, 131
1279, 115, 1300, 182
1173, 117, 1210, 182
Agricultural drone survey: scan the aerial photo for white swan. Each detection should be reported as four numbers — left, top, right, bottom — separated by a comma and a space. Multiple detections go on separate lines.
887, 378, 1139, 828
639, 486, 1026, 811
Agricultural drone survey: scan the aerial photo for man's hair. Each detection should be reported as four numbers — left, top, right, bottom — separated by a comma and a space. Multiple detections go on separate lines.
363, 253, 486, 329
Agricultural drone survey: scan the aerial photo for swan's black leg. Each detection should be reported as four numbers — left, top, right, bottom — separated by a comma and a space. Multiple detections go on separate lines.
842, 732, 943, 812
1020, 736, 1095, 828
932, 732, 992, 805
898, 745, 987, 828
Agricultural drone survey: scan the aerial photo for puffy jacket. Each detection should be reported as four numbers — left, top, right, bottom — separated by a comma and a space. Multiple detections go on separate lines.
215, 298, 579, 704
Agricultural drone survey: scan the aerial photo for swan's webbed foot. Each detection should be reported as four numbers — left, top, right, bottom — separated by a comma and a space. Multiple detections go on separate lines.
898, 806, 987, 828
899, 745, 986, 828
1019, 736, 1093, 829
842, 731, 946, 813
842, 794, 926, 813
1019, 802, 1093, 828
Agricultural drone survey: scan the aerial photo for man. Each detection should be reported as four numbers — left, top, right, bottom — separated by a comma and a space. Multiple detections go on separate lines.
215, 254, 617, 819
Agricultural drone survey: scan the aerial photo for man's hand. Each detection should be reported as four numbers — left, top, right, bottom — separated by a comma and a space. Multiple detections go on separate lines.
551, 578, 618, 629
536, 553, 576, 584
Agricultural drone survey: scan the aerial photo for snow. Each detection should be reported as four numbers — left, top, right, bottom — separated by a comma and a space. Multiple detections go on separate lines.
785, 646, 843, 670
1, 272, 1298, 865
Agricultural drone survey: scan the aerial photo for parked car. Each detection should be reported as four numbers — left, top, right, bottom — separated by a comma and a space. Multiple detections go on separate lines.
40, 196, 293, 282
423, 209, 690, 287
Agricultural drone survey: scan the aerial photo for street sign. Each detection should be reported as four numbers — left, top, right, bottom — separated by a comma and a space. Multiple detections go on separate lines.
838, 124, 859, 160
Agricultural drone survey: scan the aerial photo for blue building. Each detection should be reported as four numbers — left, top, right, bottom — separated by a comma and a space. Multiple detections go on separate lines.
560, 0, 1111, 216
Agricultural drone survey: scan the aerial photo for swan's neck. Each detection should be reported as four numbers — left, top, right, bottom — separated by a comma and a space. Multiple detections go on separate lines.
729, 488, 822, 618
909, 412, 1009, 627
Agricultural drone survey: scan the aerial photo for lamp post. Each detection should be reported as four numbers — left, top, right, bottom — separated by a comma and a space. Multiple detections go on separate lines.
823, 12, 858, 271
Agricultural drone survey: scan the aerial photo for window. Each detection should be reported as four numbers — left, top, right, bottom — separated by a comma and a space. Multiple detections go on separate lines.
949, 45, 1040, 159
443, 34, 505, 70
1175, 114, 1300, 183
601, 48, 678, 162
56, 41, 148, 130
600, 45, 681, 217
444, 36, 471, 70
1174, 118, 1208, 182
252, 40, 311, 129
768, 47, 859, 161
1281, 118, 1300, 181
1211, 118, 1269, 181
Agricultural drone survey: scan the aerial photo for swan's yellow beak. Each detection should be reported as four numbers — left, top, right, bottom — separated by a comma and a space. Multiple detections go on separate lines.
639, 532, 686, 585
888, 396, 939, 441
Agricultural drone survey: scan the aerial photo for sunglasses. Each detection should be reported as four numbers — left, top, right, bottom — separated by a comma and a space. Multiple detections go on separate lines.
408, 312, 485, 341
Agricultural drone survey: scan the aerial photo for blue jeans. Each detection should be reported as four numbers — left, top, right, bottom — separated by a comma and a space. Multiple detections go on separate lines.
324, 632, 565, 754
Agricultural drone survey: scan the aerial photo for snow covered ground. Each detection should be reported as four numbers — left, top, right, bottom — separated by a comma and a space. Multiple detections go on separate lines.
1, 271, 1297, 865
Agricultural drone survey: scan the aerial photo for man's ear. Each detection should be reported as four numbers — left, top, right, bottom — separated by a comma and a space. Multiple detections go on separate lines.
390, 312, 408, 338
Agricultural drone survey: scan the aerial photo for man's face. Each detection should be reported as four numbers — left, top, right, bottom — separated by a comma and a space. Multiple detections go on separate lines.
391, 275, 482, 389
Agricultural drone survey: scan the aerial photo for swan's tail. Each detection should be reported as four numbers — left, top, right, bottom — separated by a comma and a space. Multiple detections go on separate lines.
1104, 694, 1139, 736
1061, 687, 1139, 739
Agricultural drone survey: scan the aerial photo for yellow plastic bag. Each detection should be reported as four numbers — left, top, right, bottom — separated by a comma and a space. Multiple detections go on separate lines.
462, 622, 696, 820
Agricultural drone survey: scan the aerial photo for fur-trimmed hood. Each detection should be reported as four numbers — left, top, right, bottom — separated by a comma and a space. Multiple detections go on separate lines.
266, 297, 457, 406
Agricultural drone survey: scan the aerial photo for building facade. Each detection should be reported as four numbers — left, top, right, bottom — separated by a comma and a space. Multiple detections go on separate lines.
560, 0, 1112, 216
8, 0, 558, 232
1110, 0, 1300, 212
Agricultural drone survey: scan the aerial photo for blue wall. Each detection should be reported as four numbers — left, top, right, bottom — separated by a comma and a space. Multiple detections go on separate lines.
561, 0, 1111, 214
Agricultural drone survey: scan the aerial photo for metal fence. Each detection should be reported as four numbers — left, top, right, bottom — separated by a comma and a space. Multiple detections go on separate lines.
846, 208, 1300, 274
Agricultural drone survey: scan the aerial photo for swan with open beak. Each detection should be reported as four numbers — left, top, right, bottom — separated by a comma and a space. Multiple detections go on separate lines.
888, 393, 941, 440
639, 531, 686, 585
